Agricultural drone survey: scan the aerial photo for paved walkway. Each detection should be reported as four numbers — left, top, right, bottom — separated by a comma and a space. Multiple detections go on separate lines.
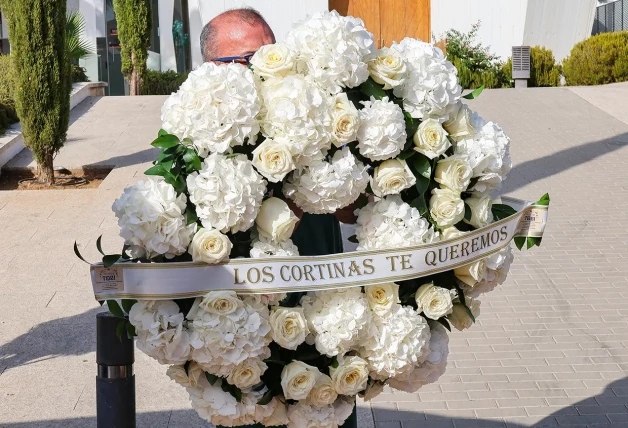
0, 86, 627, 427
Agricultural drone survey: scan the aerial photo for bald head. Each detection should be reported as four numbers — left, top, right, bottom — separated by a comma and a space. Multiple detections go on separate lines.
200, 8, 275, 62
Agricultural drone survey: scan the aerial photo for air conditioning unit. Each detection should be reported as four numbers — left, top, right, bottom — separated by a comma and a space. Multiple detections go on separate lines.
512, 46, 530, 88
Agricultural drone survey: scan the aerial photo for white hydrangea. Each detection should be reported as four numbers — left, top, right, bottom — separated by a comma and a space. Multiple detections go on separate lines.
454, 121, 512, 194
355, 195, 437, 251
188, 377, 275, 426
391, 38, 462, 121
287, 397, 355, 428
186, 153, 266, 234
258, 74, 333, 167
300, 288, 371, 357
128, 300, 191, 365
466, 246, 514, 298
357, 97, 407, 161
160, 62, 261, 156
389, 322, 449, 392
286, 10, 375, 94
188, 292, 272, 375
250, 235, 300, 258
112, 178, 195, 259
359, 304, 431, 380
283, 147, 369, 214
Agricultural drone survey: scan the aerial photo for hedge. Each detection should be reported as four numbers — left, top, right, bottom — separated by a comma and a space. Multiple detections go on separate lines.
563, 32, 628, 86
141, 69, 188, 95
0, 55, 18, 135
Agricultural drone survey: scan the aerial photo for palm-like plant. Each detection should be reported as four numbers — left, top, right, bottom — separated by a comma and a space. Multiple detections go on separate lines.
66, 10, 94, 60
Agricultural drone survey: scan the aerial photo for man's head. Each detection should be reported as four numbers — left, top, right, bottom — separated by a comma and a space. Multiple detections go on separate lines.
200, 7, 275, 63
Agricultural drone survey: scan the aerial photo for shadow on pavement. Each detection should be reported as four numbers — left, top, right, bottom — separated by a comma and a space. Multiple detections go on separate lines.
0, 307, 102, 370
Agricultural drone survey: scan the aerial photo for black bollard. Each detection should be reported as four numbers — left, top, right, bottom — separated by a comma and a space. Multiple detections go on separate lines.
96, 311, 136, 428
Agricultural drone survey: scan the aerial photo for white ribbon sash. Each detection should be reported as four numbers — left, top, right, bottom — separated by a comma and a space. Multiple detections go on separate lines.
90, 197, 548, 301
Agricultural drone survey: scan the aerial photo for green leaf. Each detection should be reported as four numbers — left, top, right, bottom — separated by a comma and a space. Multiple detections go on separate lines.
462, 85, 484, 99
464, 305, 476, 323
409, 153, 432, 179
205, 372, 219, 386
359, 77, 387, 100
348, 235, 359, 244
185, 208, 198, 226
103, 254, 121, 268
464, 203, 472, 222
121, 299, 137, 313
397, 150, 415, 161
492, 204, 517, 220
144, 164, 167, 176
257, 388, 275, 406
221, 382, 243, 402
415, 175, 430, 195
126, 322, 136, 339
527, 237, 536, 249
161, 159, 174, 172
151, 134, 179, 149
158, 129, 168, 137
330, 357, 339, 369
73, 241, 90, 264
410, 196, 428, 217
107, 300, 125, 319
536, 193, 550, 206
116, 320, 125, 342
514, 237, 526, 250
437, 317, 452, 332
96, 235, 105, 256
183, 149, 202, 171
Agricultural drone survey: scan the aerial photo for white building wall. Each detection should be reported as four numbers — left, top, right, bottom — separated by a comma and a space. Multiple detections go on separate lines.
431, 0, 596, 62
431, 0, 529, 60
523, 0, 597, 61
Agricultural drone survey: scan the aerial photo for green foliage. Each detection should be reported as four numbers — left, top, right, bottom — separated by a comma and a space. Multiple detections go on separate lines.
563, 31, 628, 86
452, 57, 512, 89
113, 0, 152, 95
140, 70, 188, 95
443, 21, 499, 72
3, 0, 72, 182
529, 46, 561, 87
0, 55, 18, 135
66, 9, 94, 61
71, 63, 89, 82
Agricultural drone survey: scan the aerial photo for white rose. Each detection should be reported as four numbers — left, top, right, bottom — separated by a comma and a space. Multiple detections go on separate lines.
455, 258, 488, 288
260, 398, 289, 426
365, 283, 399, 316
281, 361, 321, 400
227, 358, 267, 389
434, 155, 473, 192
330, 356, 369, 395
464, 194, 494, 228
368, 47, 408, 89
252, 139, 296, 183
448, 298, 481, 331
256, 197, 299, 243
250, 42, 295, 79
198, 290, 241, 316
371, 159, 416, 197
331, 93, 360, 147
270, 307, 309, 350
441, 226, 465, 240
413, 119, 451, 159
444, 102, 478, 141
189, 228, 232, 264
308, 374, 338, 407
167, 361, 204, 388
429, 188, 464, 227
415, 282, 455, 320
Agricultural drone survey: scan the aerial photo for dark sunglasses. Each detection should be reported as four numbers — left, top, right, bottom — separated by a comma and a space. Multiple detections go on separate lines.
211, 53, 254, 65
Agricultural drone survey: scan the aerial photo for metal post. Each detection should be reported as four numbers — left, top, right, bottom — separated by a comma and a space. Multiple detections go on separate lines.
96, 312, 136, 428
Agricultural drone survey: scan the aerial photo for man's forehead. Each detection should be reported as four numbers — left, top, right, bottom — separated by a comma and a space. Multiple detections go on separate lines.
214, 19, 274, 56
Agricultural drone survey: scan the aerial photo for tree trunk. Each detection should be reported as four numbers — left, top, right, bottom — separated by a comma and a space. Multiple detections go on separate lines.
129, 51, 138, 95
38, 151, 55, 185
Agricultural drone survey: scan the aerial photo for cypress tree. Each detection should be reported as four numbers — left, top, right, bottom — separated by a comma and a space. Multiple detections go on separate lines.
2, 0, 71, 184
113, 0, 152, 95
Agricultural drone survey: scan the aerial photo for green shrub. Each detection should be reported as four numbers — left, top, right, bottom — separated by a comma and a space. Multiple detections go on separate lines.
529, 46, 561, 87
453, 57, 512, 89
443, 21, 499, 73
141, 69, 188, 95
71, 63, 90, 82
563, 32, 628, 86
0, 55, 18, 135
